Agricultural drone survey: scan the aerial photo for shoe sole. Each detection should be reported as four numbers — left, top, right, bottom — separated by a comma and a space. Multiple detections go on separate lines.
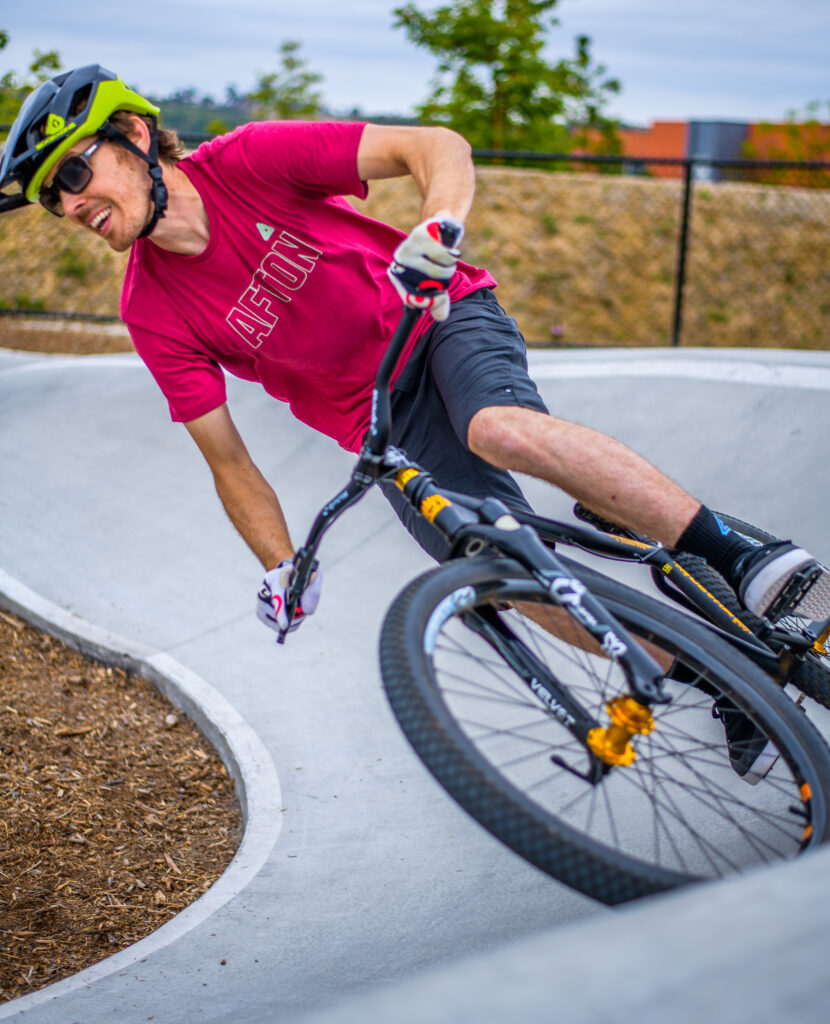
744, 549, 830, 621
793, 568, 830, 621
738, 739, 779, 785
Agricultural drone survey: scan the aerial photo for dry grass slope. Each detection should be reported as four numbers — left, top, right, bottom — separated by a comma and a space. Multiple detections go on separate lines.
0, 166, 827, 348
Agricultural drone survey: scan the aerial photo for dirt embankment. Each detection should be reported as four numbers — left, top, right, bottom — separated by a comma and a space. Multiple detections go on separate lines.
1, 166, 827, 349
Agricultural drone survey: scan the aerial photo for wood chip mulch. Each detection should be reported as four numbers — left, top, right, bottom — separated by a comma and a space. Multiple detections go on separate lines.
0, 609, 242, 1005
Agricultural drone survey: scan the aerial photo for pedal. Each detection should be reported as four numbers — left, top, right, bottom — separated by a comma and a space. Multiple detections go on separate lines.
807, 614, 830, 656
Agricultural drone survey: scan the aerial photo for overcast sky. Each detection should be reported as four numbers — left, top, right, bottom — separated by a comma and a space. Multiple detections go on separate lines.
2, 1, 828, 125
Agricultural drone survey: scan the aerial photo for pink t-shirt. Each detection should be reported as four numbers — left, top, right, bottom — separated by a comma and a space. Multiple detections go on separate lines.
121, 120, 496, 452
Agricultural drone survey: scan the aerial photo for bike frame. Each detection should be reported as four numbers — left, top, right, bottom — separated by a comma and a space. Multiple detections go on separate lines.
515, 509, 821, 680
278, 301, 827, 777
280, 307, 670, 726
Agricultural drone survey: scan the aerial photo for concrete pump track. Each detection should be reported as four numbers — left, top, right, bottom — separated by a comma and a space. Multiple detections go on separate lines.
2, 343, 830, 1023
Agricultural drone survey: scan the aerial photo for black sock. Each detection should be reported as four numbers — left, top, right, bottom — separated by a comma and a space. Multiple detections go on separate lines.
675, 505, 756, 586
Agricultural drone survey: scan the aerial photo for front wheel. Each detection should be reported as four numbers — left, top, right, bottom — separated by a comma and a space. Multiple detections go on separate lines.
379, 556, 830, 905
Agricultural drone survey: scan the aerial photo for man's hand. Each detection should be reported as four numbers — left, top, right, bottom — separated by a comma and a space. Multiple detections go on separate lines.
388, 216, 465, 322
257, 559, 322, 635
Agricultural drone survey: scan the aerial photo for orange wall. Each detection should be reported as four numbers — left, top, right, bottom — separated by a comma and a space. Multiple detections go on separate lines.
617, 121, 687, 178
746, 122, 830, 161
576, 120, 829, 178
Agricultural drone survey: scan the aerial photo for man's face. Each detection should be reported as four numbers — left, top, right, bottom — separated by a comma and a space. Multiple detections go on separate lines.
42, 134, 152, 252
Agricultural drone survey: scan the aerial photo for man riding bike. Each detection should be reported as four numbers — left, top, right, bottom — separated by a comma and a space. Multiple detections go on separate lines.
2, 64, 828, 702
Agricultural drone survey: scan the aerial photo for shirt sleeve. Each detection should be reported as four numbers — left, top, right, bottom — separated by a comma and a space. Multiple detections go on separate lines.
236, 120, 369, 201
129, 324, 227, 423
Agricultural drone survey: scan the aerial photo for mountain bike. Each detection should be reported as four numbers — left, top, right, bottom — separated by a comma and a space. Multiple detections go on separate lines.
278, 304, 830, 906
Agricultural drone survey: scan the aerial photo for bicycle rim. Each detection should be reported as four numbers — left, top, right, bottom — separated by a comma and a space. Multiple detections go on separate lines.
380, 557, 830, 905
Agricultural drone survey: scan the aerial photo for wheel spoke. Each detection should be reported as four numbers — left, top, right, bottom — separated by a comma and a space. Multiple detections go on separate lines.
435, 604, 815, 873
381, 560, 830, 903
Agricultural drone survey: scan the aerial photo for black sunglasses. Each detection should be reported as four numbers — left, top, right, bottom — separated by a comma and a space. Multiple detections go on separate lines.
40, 137, 106, 216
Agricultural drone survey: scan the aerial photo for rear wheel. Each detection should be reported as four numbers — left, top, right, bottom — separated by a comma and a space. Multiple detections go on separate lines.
380, 556, 830, 905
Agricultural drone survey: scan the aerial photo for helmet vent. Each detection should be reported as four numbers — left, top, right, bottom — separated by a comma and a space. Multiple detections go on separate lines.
71, 83, 93, 117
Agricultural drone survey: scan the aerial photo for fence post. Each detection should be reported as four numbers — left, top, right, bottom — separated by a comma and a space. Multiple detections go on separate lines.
671, 160, 694, 347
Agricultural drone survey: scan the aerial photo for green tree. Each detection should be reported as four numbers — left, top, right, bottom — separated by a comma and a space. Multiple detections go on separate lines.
741, 101, 830, 188
742, 101, 830, 162
1, 32, 63, 129
393, 0, 620, 153
246, 40, 324, 120
206, 118, 231, 136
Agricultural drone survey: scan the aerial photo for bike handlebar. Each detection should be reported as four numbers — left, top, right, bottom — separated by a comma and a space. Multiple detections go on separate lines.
277, 300, 425, 643
364, 306, 421, 457
365, 217, 464, 457
279, 218, 465, 639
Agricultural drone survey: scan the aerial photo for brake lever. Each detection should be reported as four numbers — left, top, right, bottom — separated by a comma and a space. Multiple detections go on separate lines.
276, 550, 318, 645
437, 218, 464, 250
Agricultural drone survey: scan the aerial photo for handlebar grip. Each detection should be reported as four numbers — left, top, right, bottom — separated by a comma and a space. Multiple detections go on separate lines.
276, 552, 319, 644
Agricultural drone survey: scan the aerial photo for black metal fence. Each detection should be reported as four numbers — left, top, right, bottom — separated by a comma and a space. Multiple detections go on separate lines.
0, 133, 827, 349
458, 151, 830, 348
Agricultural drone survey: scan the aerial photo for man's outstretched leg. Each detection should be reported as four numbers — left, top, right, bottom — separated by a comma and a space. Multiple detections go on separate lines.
468, 405, 830, 623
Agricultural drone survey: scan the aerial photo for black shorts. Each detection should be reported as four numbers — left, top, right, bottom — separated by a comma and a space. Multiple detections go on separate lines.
379, 288, 549, 561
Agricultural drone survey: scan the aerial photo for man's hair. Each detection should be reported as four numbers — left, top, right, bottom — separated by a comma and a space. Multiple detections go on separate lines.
107, 110, 186, 163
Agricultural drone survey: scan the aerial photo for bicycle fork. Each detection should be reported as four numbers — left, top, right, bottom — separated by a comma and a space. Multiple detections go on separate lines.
462, 591, 660, 785
395, 466, 671, 781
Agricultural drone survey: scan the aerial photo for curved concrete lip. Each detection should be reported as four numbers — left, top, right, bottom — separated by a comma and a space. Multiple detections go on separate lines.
0, 568, 282, 1020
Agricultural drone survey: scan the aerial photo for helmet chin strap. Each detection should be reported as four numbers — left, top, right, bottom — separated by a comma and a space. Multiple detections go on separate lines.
99, 119, 168, 238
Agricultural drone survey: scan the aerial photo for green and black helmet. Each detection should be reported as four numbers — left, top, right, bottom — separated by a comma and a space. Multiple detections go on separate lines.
0, 64, 168, 236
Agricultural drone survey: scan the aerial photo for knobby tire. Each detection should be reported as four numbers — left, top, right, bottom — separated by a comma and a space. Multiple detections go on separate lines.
379, 556, 830, 905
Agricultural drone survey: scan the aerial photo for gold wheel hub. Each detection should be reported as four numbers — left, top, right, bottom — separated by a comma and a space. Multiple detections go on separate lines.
586, 696, 655, 767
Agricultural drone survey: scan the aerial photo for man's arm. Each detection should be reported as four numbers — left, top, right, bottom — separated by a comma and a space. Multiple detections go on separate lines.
356, 124, 475, 225
185, 403, 293, 571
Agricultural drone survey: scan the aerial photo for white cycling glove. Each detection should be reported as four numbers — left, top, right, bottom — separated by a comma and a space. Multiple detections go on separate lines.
257, 559, 322, 635
388, 216, 465, 322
